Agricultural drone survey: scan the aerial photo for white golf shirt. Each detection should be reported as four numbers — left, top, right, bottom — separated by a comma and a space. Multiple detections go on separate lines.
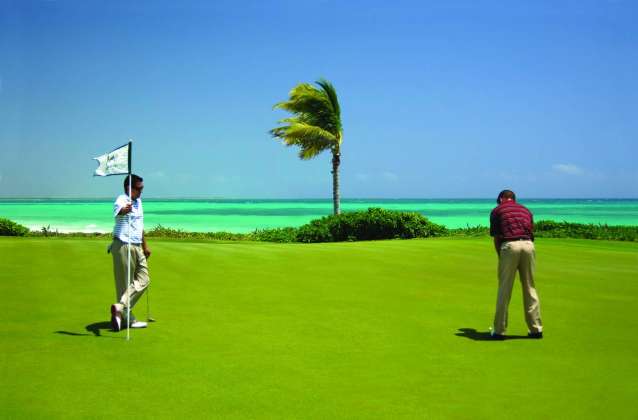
113, 194, 144, 244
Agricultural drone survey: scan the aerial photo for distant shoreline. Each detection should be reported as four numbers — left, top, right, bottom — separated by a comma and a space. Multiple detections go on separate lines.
2, 197, 638, 202
4, 198, 638, 234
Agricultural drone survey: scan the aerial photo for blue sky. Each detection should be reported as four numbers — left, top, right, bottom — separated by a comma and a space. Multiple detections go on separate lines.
1, 0, 636, 198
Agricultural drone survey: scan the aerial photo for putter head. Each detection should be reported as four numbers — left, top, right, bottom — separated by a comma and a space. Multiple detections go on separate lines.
147, 317, 157, 322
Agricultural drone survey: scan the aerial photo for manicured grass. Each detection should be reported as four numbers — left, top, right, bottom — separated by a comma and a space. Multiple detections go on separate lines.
1, 237, 637, 419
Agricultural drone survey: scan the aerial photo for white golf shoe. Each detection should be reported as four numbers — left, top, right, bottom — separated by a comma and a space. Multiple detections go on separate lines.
130, 321, 148, 328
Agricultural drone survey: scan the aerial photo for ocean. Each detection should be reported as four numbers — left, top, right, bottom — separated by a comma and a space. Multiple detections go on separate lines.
1, 198, 637, 233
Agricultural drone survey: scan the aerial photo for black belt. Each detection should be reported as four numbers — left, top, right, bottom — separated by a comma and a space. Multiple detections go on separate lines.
114, 238, 142, 245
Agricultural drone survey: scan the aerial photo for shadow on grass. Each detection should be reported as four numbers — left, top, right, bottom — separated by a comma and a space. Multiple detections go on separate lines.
85, 321, 114, 336
455, 328, 528, 341
54, 321, 122, 338
55, 331, 91, 336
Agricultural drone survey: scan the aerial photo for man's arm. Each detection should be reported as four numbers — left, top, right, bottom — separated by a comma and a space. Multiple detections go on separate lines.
490, 209, 502, 255
114, 195, 132, 216
529, 209, 535, 241
142, 233, 151, 259
494, 236, 503, 256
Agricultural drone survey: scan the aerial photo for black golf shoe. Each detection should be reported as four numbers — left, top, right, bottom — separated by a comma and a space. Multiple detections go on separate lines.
111, 304, 122, 332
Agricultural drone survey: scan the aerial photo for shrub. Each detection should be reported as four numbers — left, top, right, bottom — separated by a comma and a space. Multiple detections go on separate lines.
0, 218, 29, 236
253, 227, 298, 243
448, 225, 490, 237
145, 225, 299, 242
296, 220, 332, 243
145, 224, 252, 241
534, 220, 638, 241
296, 208, 448, 243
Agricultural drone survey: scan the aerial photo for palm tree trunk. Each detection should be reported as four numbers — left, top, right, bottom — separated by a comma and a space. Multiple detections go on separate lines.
331, 152, 341, 215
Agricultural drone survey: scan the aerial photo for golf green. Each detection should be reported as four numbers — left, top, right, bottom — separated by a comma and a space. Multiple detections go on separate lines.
1, 237, 637, 419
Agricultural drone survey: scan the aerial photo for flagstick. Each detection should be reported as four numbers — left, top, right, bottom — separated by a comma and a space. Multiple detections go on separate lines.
126, 140, 132, 341
127, 171, 131, 341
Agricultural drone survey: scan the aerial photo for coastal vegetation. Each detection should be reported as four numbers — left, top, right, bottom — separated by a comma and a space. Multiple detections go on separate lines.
295, 207, 446, 242
445, 220, 638, 242
0, 217, 29, 236
270, 79, 343, 214
3, 212, 638, 242
534, 220, 638, 241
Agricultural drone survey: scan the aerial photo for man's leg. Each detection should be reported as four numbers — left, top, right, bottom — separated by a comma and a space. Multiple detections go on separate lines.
119, 245, 150, 315
493, 242, 520, 335
519, 241, 542, 334
129, 246, 150, 311
112, 240, 128, 302
111, 240, 130, 331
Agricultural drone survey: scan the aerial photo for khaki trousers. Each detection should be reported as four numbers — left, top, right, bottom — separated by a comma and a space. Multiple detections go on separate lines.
493, 240, 542, 335
111, 239, 150, 313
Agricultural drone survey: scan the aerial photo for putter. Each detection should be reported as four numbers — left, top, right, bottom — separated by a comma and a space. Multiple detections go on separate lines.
147, 286, 156, 322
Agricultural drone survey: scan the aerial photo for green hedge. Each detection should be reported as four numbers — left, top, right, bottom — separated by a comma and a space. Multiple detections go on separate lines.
145, 225, 251, 241
3, 215, 637, 242
296, 208, 448, 242
445, 221, 638, 241
448, 225, 490, 237
146, 209, 448, 243
145, 225, 298, 242
0, 218, 29, 236
253, 227, 299, 243
534, 220, 638, 241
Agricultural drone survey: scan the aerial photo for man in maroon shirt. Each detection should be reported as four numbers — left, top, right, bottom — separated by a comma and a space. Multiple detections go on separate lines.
489, 190, 543, 340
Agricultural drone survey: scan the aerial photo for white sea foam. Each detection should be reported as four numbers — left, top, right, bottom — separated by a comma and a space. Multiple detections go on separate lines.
27, 224, 110, 234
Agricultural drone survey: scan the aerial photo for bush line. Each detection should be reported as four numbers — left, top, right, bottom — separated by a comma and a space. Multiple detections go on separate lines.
2, 211, 638, 242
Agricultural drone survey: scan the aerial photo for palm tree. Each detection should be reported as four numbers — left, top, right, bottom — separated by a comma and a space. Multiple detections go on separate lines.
270, 78, 343, 215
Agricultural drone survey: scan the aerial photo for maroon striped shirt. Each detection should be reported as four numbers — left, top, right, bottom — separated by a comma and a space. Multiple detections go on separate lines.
490, 201, 534, 240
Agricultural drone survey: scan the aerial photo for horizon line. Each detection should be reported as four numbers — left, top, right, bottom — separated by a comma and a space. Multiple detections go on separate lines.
1, 196, 637, 201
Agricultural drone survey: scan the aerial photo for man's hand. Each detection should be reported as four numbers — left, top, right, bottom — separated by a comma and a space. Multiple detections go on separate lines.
142, 234, 150, 259
119, 203, 133, 215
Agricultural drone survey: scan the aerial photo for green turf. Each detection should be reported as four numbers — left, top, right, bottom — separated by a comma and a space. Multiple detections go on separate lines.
1, 237, 637, 419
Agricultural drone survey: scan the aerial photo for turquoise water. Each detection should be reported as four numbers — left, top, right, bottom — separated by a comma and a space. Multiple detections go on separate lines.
1, 199, 637, 233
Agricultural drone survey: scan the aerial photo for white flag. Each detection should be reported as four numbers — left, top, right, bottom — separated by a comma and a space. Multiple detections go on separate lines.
93, 143, 130, 176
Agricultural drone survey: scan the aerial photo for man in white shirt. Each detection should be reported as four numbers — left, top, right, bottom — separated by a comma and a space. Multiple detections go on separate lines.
110, 174, 152, 331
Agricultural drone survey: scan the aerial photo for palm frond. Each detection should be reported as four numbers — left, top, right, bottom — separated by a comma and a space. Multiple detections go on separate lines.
270, 122, 335, 153
281, 123, 336, 143
316, 78, 341, 124
298, 145, 325, 160
270, 78, 343, 160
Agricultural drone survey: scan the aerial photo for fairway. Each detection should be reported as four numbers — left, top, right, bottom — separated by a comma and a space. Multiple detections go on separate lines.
1, 237, 637, 419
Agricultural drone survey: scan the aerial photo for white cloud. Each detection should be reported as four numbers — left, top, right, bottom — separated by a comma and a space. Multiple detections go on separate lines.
552, 163, 584, 176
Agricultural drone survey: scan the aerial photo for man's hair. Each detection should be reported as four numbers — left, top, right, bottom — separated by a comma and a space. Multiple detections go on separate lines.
124, 174, 143, 190
497, 189, 516, 203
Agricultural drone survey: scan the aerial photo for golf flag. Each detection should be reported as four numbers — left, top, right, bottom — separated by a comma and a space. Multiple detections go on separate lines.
93, 142, 131, 176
